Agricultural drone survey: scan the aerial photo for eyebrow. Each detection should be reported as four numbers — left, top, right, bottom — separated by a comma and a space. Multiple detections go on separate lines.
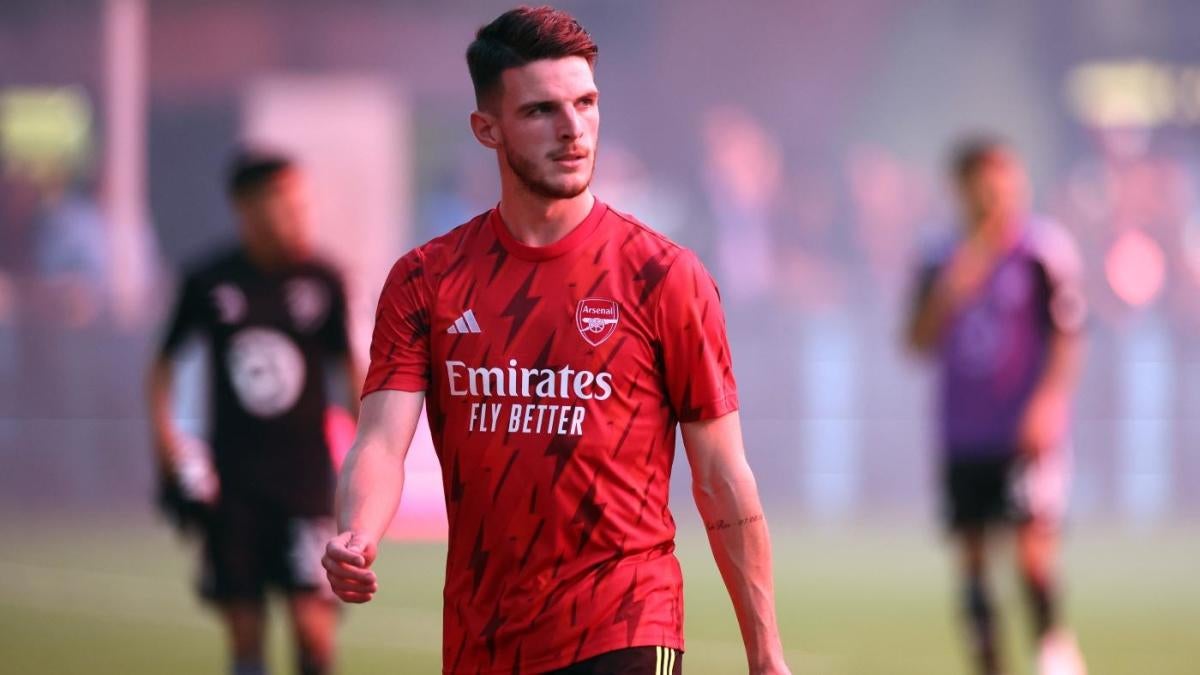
516, 91, 599, 114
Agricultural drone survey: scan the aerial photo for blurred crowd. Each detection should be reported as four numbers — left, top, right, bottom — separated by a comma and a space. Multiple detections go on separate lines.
3, 0, 1200, 523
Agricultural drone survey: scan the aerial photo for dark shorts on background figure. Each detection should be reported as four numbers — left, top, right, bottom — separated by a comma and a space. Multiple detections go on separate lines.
198, 495, 336, 603
942, 453, 1030, 531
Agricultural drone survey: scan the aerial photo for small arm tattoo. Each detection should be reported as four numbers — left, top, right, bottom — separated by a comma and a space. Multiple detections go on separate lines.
705, 513, 764, 532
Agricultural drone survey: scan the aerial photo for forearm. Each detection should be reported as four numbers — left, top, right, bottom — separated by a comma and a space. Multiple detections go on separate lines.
335, 438, 406, 545
1034, 333, 1083, 396
694, 462, 784, 670
146, 358, 179, 469
907, 287, 953, 354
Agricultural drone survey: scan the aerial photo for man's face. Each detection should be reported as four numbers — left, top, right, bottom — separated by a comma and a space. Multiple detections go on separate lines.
488, 56, 599, 199
959, 149, 1029, 230
239, 169, 313, 261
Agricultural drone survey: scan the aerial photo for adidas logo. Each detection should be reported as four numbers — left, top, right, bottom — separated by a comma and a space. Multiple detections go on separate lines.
447, 309, 482, 334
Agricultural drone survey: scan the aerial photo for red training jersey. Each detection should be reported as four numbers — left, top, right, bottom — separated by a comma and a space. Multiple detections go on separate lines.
363, 199, 738, 674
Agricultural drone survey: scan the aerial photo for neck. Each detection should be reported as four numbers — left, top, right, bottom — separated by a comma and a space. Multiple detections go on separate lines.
497, 178, 595, 248
248, 249, 280, 272
970, 213, 1022, 250
243, 239, 289, 272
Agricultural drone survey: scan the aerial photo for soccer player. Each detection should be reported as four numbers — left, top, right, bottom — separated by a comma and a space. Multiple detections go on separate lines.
906, 138, 1087, 675
322, 7, 790, 675
148, 150, 358, 675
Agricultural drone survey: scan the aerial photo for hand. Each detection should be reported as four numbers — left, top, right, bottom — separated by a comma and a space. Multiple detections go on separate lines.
938, 237, 996, 307
154, 434, 218, 533
323, 531, 379, 603
156, 470, 213, 534
1018, 389, 1069, 459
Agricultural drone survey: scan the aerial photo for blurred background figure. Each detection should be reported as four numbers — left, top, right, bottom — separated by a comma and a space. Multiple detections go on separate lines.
29, 170, 111, 328
700, 105, 782, 306
147, 150, 358, 675
906, 139, 1087, 675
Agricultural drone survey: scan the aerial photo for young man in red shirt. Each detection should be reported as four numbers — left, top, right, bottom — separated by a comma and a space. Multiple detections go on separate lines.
323, 7, 789, 674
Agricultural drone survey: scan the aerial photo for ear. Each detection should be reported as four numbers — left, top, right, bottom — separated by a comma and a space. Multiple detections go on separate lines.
470, 109, 501, 150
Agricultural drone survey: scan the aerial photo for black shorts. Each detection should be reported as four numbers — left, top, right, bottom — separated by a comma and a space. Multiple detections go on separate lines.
941, 454, 1031, 531
546, 646, 683, 675
198, 496, 335, 603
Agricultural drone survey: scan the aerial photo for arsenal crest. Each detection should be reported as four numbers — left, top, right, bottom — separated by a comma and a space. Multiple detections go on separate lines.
576, 297, 619, 346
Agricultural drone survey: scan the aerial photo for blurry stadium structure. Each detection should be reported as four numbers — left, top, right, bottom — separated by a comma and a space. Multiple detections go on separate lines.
2, 0, 1200, 533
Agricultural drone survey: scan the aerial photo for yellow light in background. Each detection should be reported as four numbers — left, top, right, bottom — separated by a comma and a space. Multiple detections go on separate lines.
0, 86, 92, 180
1066, 60, 1176, 128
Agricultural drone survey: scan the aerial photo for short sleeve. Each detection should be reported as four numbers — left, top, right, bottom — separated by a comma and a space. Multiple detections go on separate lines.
318, 270, 352, 358
653, 249, 739, 422
1030, 220, 1087, 335
158, 273, 205, 358
361, 249, 432, 396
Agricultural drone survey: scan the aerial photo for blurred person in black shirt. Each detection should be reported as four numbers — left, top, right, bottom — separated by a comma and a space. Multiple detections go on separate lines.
148, 150, 359, 675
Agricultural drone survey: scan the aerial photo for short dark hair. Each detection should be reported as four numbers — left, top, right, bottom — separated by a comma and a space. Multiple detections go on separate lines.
227, 148, 294, 200
466, 6, 598, 108
949, 135, 1007, 184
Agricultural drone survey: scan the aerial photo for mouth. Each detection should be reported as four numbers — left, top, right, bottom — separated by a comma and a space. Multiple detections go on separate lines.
551, 150, 589, 167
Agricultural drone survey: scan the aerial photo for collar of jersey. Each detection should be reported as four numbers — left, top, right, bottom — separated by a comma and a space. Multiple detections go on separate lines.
488, 198, 608, 261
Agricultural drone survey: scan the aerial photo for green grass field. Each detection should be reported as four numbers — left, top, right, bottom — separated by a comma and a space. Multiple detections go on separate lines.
0, 514, 1195, 674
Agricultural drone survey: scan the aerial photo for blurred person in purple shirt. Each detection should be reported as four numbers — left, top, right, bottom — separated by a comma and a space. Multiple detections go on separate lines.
906, 137, 1087, 675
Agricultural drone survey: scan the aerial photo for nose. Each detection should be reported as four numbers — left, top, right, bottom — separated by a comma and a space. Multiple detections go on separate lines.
558, 106, 584, 142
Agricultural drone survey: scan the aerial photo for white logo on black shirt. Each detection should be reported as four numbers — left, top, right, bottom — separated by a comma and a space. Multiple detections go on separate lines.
211, 283, 246, 324
227, 327, 306, 417
285, 278, 330, 333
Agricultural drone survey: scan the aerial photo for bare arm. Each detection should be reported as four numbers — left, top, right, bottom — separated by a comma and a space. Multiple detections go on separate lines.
146, 356, 180, 471
1037, 330, 1084, 396
1019, 226, 1089, 457
1019, 331, 1085, 457
906, 277, 955, 355
682, 411, 789, 675
337, 389, 424, 542
906, 239, 995, 355
323, 389, 424, 603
